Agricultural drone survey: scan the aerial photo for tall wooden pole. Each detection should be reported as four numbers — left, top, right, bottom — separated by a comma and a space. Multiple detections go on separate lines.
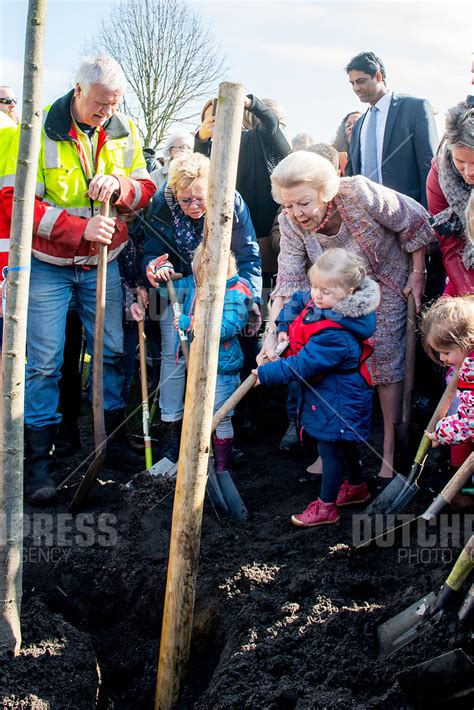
0, 0, 48, 656
155, 82, 245, 709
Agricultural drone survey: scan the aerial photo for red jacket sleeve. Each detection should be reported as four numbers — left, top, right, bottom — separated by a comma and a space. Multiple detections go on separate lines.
114, 176, 156, 213
426, 159, 474, 296
426, 160, 448, 216
1, 186, 87, 249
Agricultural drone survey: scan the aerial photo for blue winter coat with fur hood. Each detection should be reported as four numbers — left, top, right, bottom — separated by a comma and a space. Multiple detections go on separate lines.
258, 277, 380, 442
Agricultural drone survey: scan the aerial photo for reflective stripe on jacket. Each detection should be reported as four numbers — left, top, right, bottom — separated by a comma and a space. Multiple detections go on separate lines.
0, 89, 156, 266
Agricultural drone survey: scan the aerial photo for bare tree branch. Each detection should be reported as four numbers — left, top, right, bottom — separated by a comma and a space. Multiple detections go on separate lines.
87, 0, 226, 149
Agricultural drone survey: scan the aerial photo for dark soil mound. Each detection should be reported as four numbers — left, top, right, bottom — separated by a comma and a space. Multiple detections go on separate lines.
1, 394, 472, 708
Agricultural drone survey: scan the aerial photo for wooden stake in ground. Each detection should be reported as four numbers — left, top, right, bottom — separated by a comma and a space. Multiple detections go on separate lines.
0, 0, 48, 657
155, 82, 245, 710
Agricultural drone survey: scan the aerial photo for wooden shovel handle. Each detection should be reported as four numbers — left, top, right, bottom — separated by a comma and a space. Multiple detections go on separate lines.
92, 200, 109, 452
211, 373, 256, 433
436, 453, 474, 506
401, 294, 417, 425
414, 366, 460, 465
211, 341, 289, 433
137, 292, 149, 406
166, 278, 190, 366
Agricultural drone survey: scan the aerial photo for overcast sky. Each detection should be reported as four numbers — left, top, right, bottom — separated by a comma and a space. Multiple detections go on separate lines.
1, 0, 472, 147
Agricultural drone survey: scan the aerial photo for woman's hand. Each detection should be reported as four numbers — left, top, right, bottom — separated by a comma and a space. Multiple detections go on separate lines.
197, 112, 216, 141
278, 331, 289, 344
130, 302, 146, 322
257, 332, 279, 364
403, 270, 426, 312
146, 253, 174, 286
245, 303, 262, 337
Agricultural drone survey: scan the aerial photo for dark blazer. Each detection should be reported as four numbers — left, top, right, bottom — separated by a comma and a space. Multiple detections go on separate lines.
346, 94, 438, 209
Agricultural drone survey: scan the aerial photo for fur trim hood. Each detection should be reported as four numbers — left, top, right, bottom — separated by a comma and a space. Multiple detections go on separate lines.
331, 276, 380, 318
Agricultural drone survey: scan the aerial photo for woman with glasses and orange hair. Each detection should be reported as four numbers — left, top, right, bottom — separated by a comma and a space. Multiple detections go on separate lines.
143, 152, 261, 461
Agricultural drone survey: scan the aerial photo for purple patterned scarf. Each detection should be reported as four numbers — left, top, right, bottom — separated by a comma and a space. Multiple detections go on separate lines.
164, 186, 204, 263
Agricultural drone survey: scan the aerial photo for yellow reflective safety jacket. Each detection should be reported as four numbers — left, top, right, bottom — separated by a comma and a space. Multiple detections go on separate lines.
1, 89, 155, 266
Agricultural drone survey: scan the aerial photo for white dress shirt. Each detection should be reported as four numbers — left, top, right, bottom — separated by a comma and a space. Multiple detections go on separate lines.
360, 90, 393, 184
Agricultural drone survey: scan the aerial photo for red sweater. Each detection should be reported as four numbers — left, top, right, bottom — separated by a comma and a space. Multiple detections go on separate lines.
426, 159, 474, 296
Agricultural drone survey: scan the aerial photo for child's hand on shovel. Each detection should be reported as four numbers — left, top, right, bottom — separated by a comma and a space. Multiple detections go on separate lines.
251, 368, 261, 386
424, 430, 440, 447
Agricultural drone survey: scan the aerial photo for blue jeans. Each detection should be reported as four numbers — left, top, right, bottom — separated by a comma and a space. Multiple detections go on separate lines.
214, 373, 240, 438
158, 287, 186, 422
26, 257, 125, 428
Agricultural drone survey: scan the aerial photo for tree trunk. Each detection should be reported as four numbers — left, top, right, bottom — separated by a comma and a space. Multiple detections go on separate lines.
0, 0, 48, 657
155, 83, 245, 709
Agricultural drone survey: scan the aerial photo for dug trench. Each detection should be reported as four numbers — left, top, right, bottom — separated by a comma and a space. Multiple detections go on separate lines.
1, 392, 472, 709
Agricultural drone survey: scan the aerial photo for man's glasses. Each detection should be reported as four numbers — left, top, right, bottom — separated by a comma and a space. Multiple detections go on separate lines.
0, 98, 17, 105
171, 145, 191, 152
178, 197, 205, 207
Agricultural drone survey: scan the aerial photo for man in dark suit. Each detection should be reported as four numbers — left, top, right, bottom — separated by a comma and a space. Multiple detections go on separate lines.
345, 51, 438, 208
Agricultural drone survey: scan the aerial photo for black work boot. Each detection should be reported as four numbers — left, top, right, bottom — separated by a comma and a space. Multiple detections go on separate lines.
54, 419, 82, 458
24, 426, 58, 505
104, 409, 144, 474
160, 420, 182, 463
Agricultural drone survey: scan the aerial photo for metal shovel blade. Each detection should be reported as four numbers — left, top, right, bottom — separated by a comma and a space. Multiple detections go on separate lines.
218, 470, 248, 522
396, 649, 474, 708
377, 592, 437, 658
69, 448, 107, 513
364, 473, 409, 515
386, 479, 420, 515
206, 460, 229, 516
149, 457, 178, 478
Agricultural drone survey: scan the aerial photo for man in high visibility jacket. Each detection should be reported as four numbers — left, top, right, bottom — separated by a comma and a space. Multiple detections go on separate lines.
1, 55, 156, 503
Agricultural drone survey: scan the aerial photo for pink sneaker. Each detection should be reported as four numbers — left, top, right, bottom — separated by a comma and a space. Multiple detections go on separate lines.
291, 498, 340, 528
336, 481, 370, 507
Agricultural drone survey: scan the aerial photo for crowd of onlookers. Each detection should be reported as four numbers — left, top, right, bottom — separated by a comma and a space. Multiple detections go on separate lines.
0, 51, 472, 523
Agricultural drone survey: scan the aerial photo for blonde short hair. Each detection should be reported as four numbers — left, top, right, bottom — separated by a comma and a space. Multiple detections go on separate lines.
420, 296, 474, 363
309, 248, 366, 291
168, 152, 209, 194
271, 151, 340, 204
192, 243, 237, 286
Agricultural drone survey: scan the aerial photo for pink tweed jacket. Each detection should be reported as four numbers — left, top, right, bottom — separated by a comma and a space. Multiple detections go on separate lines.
273, 175, 433, 299
272, 176, 434, 385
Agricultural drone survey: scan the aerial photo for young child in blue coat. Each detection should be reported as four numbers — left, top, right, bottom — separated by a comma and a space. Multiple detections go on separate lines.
174, 244, 252, 472
254, 248, 380, 528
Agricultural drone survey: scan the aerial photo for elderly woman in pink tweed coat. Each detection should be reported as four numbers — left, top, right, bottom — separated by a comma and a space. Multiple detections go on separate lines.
260, 151, 434, 483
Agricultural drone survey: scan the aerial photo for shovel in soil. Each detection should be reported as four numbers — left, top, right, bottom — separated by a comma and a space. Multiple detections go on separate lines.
137, 292, 153, 471
204, 341, 289, 521
422, 452, 474, 521
364, 368, 460, 517
69, 200, 110, 512
377, 535, 474, 658
396, 648, 474, 708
